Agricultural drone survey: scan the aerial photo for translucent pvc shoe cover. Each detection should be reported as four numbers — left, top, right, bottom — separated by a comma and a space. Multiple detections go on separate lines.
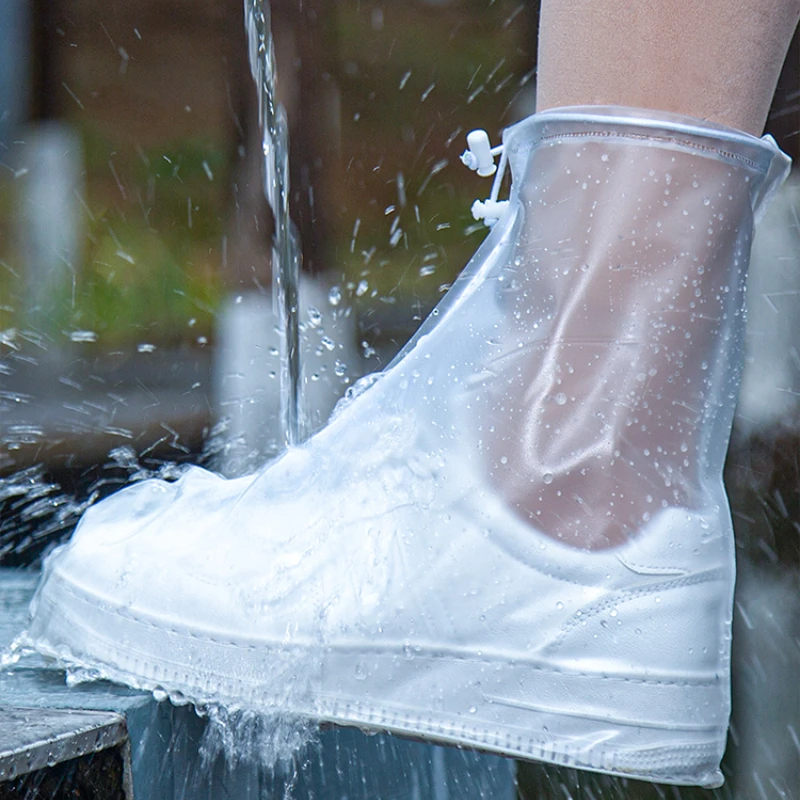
23, 108, 789, 787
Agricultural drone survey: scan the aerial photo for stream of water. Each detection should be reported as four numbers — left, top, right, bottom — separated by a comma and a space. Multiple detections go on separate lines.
244, 0, 303, 449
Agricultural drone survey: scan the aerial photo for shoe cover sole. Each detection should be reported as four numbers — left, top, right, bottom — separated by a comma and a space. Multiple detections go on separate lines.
26, 570, 726, 789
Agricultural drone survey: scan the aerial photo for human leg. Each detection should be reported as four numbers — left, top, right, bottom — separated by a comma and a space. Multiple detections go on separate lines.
489, 0, 800, 549
537, 0, 800, 135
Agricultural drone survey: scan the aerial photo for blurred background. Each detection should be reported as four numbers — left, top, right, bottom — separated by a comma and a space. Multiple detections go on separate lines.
0, 0, 539, 500
0, 1, 798, 797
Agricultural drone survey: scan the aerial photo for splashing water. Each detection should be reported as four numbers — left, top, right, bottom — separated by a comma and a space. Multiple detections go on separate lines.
0, 466, 91, 565
199, 705, 317, 778
244, 0, 303, 447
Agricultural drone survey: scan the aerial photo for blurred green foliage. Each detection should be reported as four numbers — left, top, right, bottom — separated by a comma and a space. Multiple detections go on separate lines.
0, 127, 227, 347
74, 130, 226, 346
0, 0, 532, 347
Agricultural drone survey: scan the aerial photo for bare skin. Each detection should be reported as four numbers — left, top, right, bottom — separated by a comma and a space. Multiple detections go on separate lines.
537, 0, 800, 136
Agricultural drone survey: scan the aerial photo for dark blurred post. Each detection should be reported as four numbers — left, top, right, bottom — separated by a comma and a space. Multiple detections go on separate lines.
275, 0, 340, 276
28, 0, 60, 122
764, 23, 800, 161
224, 0, 340, 290
0, 0, 29, 148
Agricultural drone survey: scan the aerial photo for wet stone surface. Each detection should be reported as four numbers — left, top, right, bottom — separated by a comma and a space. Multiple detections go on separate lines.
0, 707, 127, 784
0, 743, 127, 800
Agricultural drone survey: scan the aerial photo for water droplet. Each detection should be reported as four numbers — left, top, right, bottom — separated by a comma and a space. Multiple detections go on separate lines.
543, 472, 554, 485
354, 663, 367, 680
328, 286, 342, 306
321, 336, 335, 351
69, 330, 97, 343
334, 360, 347, 377
468, 705, 477, 714
555, 392, 567, 405
137, 343, 156, 353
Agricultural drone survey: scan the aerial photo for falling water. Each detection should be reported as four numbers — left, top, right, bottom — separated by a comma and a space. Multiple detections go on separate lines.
244, 0, 303, 448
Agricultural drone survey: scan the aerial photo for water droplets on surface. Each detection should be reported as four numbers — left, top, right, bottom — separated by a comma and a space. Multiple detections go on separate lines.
69, 330, 97, 343
361, 340, 376, 359
307, 306, 323, 328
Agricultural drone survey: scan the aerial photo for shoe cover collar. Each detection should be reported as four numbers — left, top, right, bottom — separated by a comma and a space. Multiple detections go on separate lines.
502, 105, 791, 223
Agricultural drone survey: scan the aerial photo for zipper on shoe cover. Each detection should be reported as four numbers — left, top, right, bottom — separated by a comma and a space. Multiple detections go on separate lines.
460, 128, 510, 226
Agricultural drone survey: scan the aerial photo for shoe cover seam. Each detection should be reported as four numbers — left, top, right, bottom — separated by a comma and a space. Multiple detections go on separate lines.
54, 576, 274, 649
319, 697, 723, 779
535, 131, 762, 171
52, 576, 720, 688
552, 567, 725, 645
617, 557, 691, 575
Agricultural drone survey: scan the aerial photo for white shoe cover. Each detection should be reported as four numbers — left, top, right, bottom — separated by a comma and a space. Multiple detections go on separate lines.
23, 107, 789, 787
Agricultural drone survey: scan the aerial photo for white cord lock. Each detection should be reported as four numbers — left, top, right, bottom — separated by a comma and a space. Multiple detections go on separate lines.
471, 199, 510, 227
461, 128, 509, 227
460, 130, 500, 177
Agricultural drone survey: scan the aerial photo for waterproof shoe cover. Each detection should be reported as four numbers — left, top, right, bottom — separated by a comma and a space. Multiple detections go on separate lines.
23, 107, 789, 787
